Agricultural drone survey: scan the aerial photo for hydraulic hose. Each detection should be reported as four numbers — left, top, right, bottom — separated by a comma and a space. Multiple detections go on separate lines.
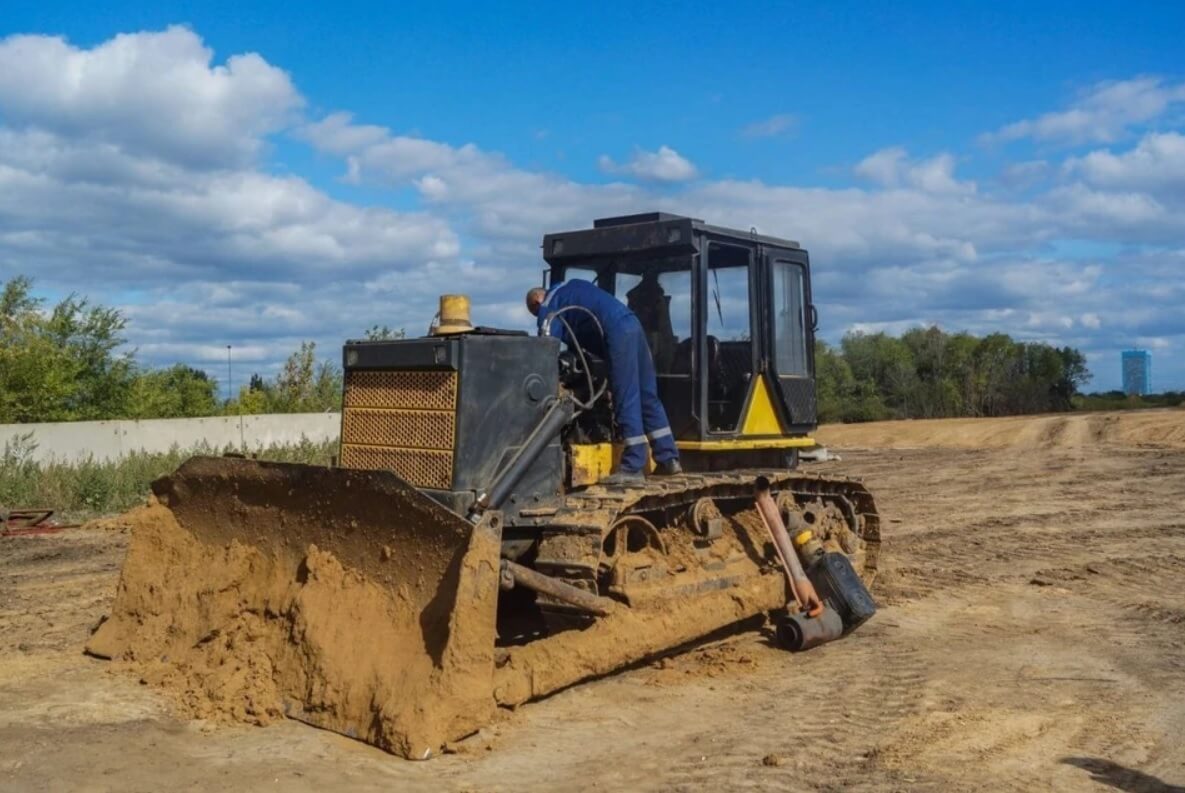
542, 305, 608, 411
754, 476, 824, 616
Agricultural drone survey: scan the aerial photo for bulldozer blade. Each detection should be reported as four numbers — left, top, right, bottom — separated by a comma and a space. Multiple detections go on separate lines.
87, 456, 502, 759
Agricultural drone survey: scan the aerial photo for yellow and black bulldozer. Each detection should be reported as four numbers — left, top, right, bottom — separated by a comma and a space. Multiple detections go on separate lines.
91, 212, 880, 759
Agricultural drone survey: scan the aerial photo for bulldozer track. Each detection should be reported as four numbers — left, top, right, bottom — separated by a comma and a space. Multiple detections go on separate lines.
558, 469, 881, 571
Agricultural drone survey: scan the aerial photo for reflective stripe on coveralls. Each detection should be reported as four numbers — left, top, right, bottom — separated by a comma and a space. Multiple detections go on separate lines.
606, 315, 678, 473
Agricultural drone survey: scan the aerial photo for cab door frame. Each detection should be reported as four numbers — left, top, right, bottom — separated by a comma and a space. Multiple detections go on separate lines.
758, 246, 817, 432
697, 235, 760, 438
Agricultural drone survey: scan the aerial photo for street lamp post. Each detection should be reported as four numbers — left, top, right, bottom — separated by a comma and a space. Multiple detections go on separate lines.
226, 345, 233, 405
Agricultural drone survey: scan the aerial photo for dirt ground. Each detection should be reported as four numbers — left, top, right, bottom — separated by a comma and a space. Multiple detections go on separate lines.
3, 409, 1185, 792
814, 406, 1185, 451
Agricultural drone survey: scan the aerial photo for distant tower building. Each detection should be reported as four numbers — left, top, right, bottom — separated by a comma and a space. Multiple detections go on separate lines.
1122, 350, 1151, 396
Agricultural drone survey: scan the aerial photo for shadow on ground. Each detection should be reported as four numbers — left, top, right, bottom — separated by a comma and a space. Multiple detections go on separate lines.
1061, 757, 1185, 793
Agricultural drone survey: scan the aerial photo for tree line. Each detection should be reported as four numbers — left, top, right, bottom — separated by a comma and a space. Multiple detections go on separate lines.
0, 276, 404, 424
1074, 390, 1185, 411
815, 327, 1090, 423
2, 276, 1094, 426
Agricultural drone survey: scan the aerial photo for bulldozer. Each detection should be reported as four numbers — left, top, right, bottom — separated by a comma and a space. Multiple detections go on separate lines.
89, 212, 880, 759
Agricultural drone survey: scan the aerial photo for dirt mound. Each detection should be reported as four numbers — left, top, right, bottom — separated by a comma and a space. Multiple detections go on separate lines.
86, 457, 503, 760
816, 409, 1185, 451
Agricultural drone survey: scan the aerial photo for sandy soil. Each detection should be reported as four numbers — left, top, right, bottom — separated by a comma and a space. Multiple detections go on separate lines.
816, 406, 1185, 451
3, 409, 1185, 792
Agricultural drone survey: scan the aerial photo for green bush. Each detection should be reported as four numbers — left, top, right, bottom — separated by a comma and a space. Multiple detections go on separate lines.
0, 438, 338, 520
817, 327, 1090, 423
2, 275, 346, 423
1073, 391, 1185, 411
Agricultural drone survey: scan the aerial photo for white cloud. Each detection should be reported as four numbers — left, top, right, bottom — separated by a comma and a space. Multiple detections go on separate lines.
1064, 131, 1185, 195
598, 146, 698, 182
983, 76, 1185, 146
301, 113, 482, 182
0, 28, 466, 377
853, 147, 906, 186
998, 160, 1052, 190
0, 128, 459, 281
298, 112, 389, 155
740, 114, 797, 139
854, 147, 975, 194
298, 113, 646, 244
1045, 183, 1169, 237
0, 26, 302, 168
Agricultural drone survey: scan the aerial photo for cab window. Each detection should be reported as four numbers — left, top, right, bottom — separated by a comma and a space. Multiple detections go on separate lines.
771, 259, 808, 376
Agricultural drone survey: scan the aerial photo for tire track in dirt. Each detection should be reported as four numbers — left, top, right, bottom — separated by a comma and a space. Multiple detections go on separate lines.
807, 443, 1185, 791
856, 580, 1185, 793
654, 627, 929, 792
878, 523, 1185, 605
1032, 553, 1185, 668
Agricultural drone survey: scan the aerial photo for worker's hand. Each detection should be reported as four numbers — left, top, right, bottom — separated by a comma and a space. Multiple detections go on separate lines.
797, 579, 825, 617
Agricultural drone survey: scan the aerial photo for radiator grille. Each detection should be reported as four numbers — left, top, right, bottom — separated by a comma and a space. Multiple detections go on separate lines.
339, 445, 454, 490
342, 407, 456, 450
340, 370, 459, 489
343, 370, 457, 410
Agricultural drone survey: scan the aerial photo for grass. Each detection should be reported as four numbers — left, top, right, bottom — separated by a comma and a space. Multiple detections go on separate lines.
1073, 392, 1185, 411
0, 434, 338, 521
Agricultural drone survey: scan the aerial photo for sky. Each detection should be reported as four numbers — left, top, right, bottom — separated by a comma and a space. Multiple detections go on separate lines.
2, 0, 1185, 392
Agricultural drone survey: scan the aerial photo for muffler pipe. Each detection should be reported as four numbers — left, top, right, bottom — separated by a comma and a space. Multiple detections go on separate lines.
754, 476, 823, 616
776, 606, 844, 651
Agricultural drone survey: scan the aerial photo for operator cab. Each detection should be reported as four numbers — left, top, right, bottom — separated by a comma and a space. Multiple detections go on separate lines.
543, 212, 817, 469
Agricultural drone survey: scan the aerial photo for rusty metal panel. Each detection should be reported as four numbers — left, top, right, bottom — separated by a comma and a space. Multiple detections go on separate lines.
344, 370, 458, 411
342, 407, 456, 451
340, 370, 459, 489
339, 444, 454, 490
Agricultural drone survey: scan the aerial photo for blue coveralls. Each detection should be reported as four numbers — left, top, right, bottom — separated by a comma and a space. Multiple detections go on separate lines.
538, 279, 679, 473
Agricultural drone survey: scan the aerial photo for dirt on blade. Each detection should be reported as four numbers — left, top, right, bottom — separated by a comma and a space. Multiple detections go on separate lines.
84, 457, 502, 760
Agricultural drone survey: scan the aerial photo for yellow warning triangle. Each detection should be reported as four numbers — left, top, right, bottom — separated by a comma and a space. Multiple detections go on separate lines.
740, 376, 785, 436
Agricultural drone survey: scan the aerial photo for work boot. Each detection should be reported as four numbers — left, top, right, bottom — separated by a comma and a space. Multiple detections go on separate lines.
603, 470, 645, 486
653, 458, 683, 476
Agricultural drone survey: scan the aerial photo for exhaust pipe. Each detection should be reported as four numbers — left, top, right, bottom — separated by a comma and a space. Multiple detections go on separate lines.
775, 607, 844, 651
755, 476, 852, 652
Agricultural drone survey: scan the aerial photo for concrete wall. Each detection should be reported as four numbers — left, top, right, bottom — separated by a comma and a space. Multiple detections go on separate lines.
0, 413, 342, 464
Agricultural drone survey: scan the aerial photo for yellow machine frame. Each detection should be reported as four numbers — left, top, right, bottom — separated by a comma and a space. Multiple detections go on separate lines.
570, 374, 815, 487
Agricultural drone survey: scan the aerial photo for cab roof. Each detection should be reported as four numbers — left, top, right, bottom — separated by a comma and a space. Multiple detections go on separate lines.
543, 212, 801, 263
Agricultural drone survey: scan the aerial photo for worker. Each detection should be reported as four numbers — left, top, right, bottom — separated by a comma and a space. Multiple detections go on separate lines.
526, 280, 682, 484
626, 271, 678, 373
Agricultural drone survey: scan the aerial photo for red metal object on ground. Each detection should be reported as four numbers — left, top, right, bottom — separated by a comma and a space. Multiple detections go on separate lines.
0, 509, 74, 537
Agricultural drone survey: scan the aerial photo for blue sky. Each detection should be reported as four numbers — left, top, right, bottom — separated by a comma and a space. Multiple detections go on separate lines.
2, 1, 1185, 390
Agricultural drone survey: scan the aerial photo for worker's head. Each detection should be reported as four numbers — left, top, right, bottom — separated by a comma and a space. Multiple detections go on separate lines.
525, 287, 548, 317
